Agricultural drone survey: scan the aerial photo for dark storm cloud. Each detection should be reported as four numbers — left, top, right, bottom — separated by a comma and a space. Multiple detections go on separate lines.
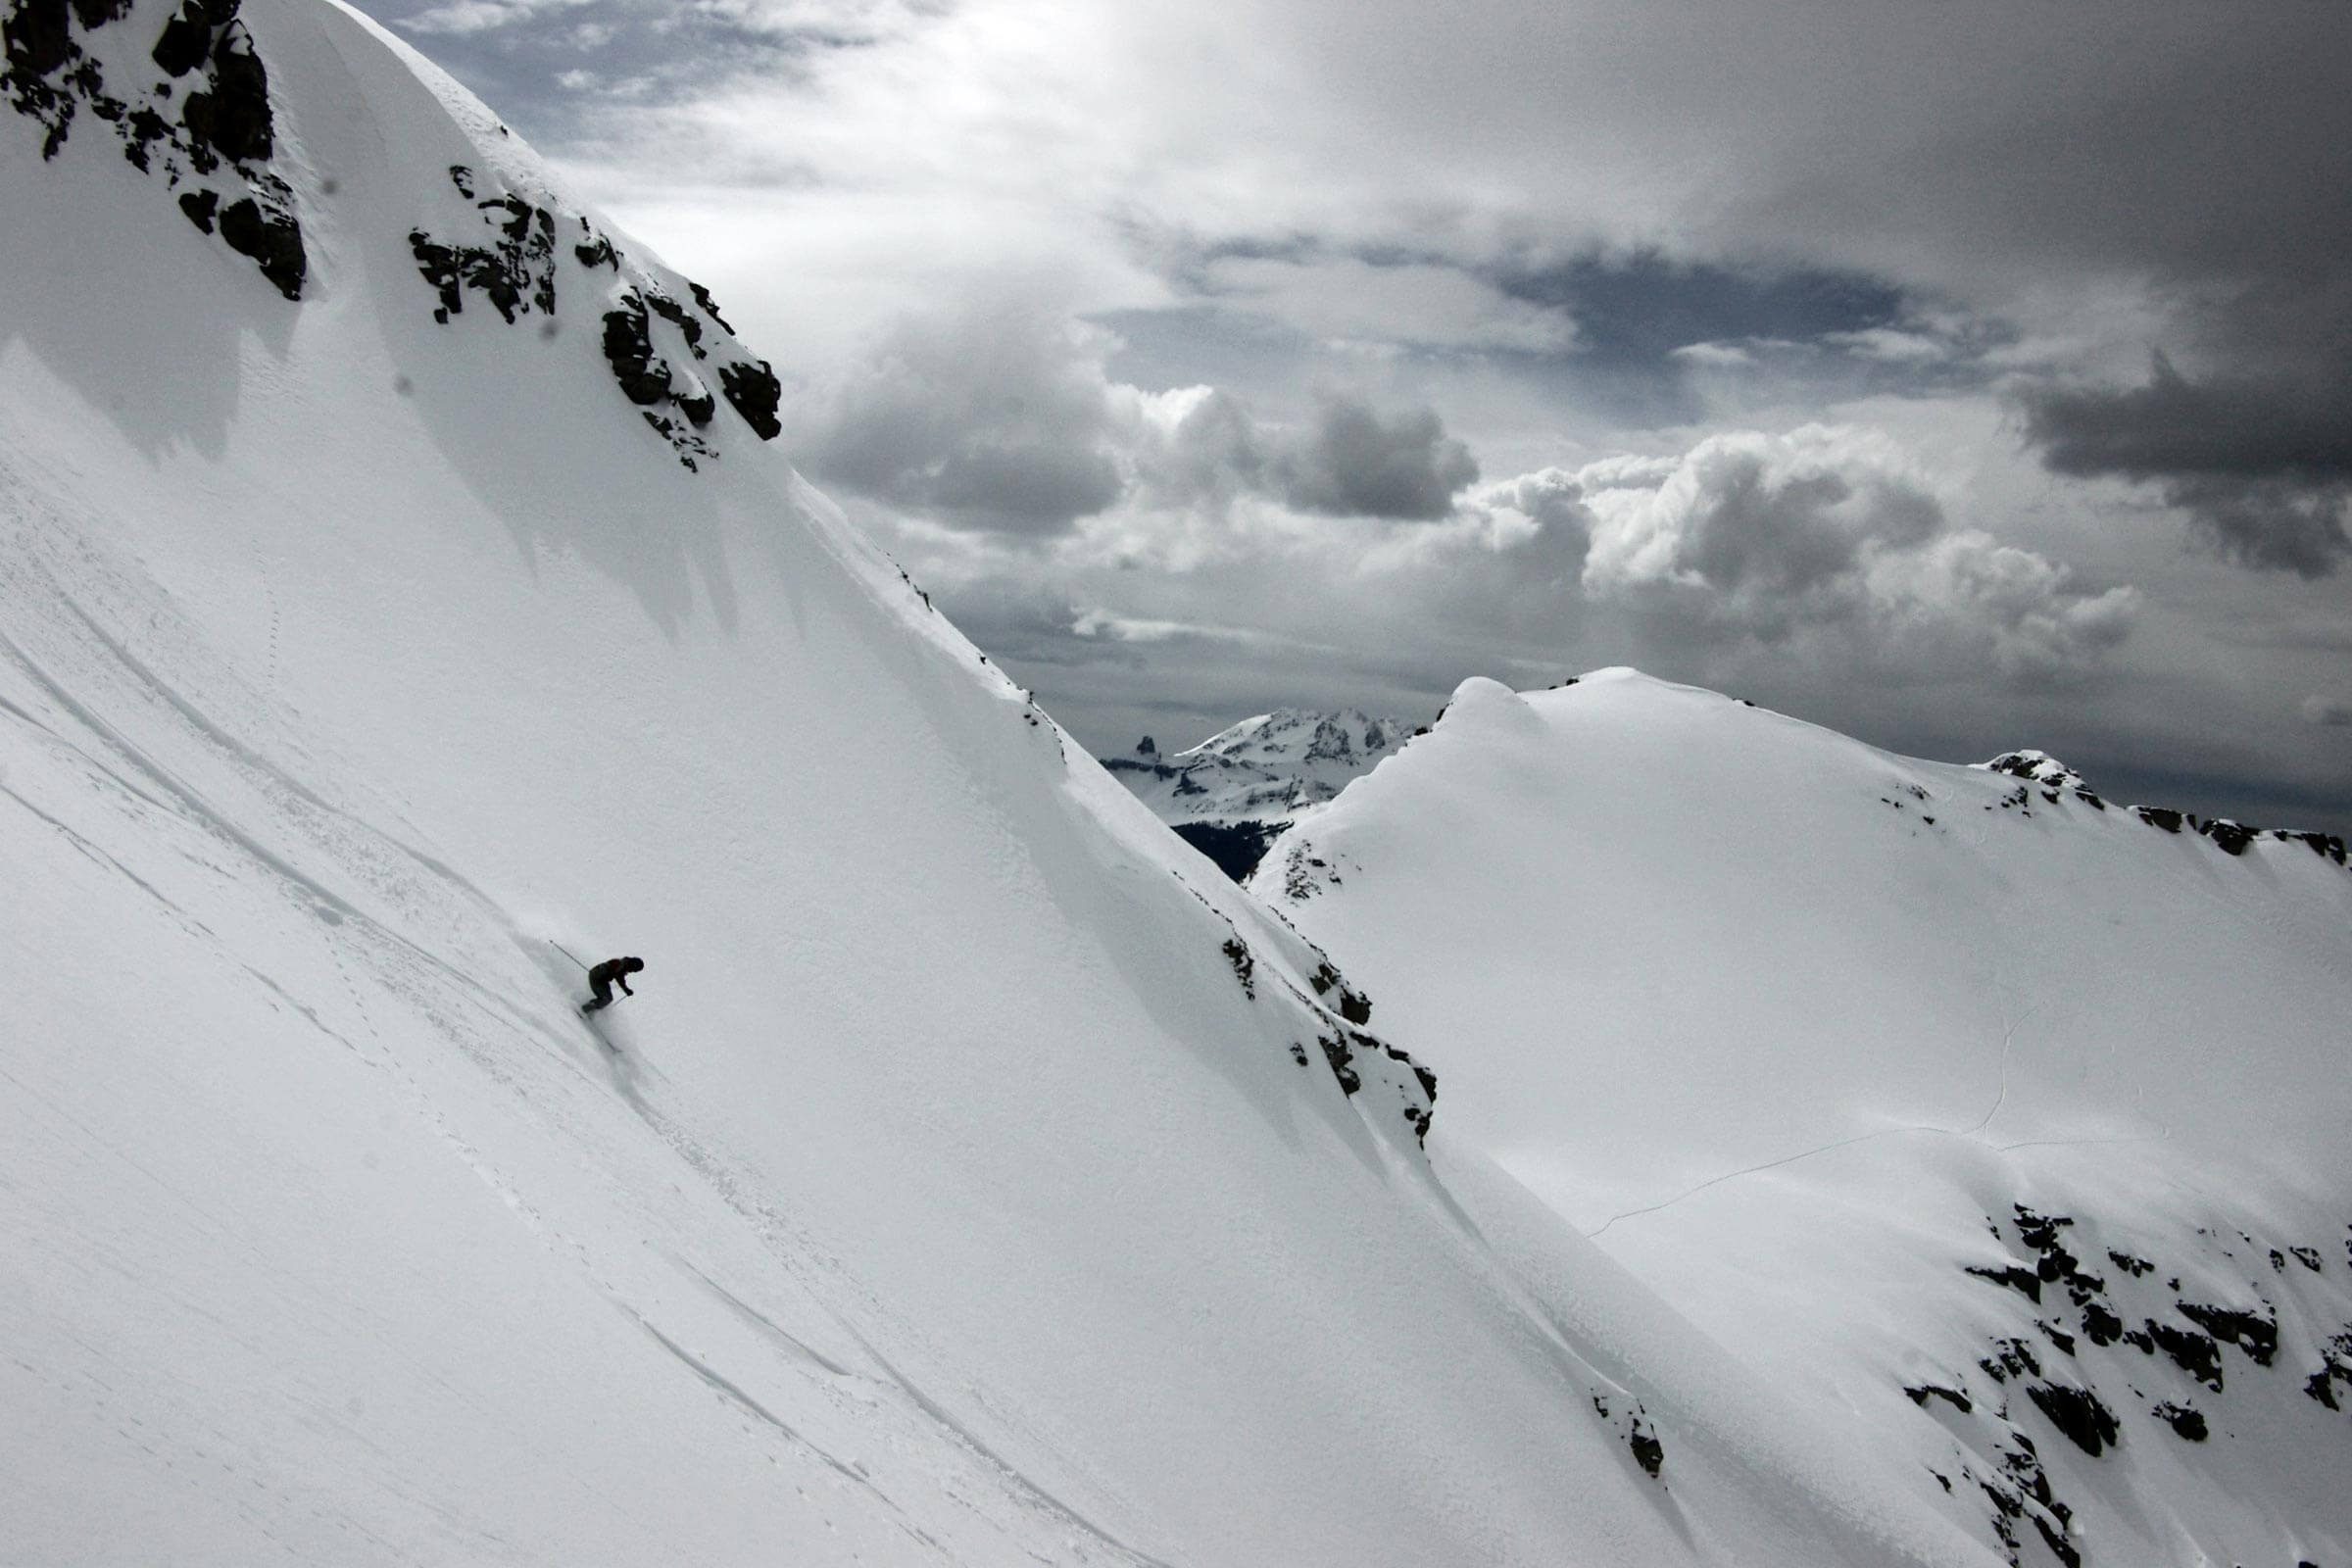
1142, 387, 1483, 523
1271, 397, 1478, 521
1147, 0, 2352, 584
2019, 354, 2352, 578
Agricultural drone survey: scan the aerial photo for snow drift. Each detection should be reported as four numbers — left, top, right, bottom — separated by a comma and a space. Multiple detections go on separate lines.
1256, 667, 2352, 1567
0, 5, 2015, 1564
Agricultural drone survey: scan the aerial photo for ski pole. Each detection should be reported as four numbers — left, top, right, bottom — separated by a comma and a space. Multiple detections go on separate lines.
552, 941, 592, 973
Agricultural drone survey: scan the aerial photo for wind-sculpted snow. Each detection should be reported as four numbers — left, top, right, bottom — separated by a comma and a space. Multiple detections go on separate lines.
0, 10, 2036, 1566
1257, 668, 2352, 1566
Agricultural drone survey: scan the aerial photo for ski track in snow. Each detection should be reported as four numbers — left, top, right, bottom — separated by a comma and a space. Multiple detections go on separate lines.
3, 546, 1166, 1563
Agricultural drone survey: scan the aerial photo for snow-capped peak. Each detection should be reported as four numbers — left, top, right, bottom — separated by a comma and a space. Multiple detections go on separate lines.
1250, 666, 2352, 1568
1107, 705, 1418, 877
1174, 705, 1411, 770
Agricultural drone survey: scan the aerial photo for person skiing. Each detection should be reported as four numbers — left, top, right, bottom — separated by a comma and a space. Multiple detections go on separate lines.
580, 956, 645, 1014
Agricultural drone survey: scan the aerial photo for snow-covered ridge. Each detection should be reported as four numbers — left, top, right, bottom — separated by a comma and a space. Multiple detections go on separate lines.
1105, 706, 1415, 877
1255, 667, 2352, 1568
1978, 748, 2345, 863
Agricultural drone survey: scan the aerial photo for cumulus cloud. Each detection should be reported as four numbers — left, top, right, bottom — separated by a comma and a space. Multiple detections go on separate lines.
1002, 421, 2135, 688
1861, 531, 2139, 682
1467, 466, 1593, 563
2304, 695, 2352, 727
1122, 386, 1482, 524
1579, 427, 1941, 619
787, 298, 1129, 534
1270, 396, 1479, 520
1444, 427, 2145, 682
788, 298, 1482, 533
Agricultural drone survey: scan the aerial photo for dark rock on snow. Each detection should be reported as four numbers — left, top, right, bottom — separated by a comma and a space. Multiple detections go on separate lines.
216, 193, 300, 297
4, 0, 305, 297
2026, 1382, 2119, 1456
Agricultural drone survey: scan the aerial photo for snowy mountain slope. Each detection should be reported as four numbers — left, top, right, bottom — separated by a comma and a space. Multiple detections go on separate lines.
0, 7, 2020, 1564
1105, 708, 1413, 878
1253, 668, 2352, 1568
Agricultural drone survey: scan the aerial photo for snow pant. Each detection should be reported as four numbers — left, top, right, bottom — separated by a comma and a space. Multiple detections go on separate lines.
582, 975, 615, 1012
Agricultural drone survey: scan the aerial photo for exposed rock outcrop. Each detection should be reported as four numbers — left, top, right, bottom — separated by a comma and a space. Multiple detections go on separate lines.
402, 163, 786, 469
4, 0, 306, 298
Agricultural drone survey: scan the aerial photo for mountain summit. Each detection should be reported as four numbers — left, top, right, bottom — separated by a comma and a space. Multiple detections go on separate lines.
1255, 667, 2352, 1568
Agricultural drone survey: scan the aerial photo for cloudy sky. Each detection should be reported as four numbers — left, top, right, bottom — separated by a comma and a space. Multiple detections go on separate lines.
376, 0, 2352, 834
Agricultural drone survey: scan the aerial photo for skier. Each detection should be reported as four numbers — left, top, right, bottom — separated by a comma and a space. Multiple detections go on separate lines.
580, 956, 645, 1014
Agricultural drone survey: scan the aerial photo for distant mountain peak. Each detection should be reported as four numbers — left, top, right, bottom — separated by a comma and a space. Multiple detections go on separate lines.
1108, 705, 1419, 878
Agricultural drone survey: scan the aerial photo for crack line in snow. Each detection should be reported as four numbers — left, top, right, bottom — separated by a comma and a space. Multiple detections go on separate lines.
1956, 999, 2032, 1138
1, 612, 593, 1075
1581, 1127, 1916, 1240
1584, 1002, 2042, 1240
1582, 993, 2165, 1240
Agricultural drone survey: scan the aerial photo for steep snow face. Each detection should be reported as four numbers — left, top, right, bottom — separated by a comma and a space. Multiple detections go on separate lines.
1256, 668, 2352, 1568
0, 9, 2014, 1567
1106, 708, 1414, 878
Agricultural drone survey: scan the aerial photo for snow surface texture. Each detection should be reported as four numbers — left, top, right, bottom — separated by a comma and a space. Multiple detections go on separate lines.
1104, 708, 1412, 879
1256, 668, 2352, 1568
0, 6, 2030, 1565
